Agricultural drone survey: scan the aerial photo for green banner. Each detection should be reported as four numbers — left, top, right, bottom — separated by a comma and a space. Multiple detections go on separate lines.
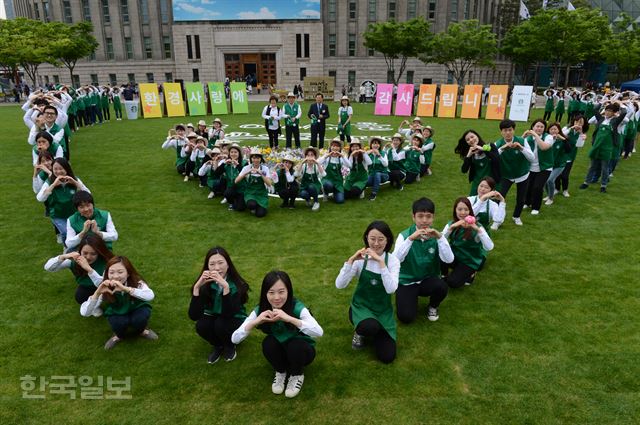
207, 82, 228, 115
185, 82, 206, 116
230, 82, 248, 114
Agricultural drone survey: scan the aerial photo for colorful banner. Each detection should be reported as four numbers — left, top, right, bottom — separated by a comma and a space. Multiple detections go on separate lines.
460, 85, 483, 119
139, 83, 162, 118
163, 83, 185, 117
374, 83, 393, 116
485, 85, 509, 120
394, 84, 414, 116
509, 85, 534, 122
207, 82, 228, 115
416, 84, 437, 117
437, 84, 458, 118
230, 82, 248, 114
185, 82, 206, 116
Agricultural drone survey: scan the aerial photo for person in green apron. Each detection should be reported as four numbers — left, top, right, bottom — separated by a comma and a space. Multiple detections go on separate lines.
189, 246, 250, 364
441, 197, 494, 288
112, 87, 123, 120
232, 270, 323, 398
404, 133, 425, 184
80, 256, 158, 350
567, 91, 581, 124
420, 126, 436, 176
161, 124, 190, 175
622, 101, 637, 159
609, 99, 635, 175
320, 138, 348, 204
274, 155, 299, 208
455, 129, 501, 196
44, 234, 114, 305
556, 115, 587, 196
190, 136, 209, 187
36, 158, 90, 246
66, 191, 118, 250
523, 119, 553, 215
196, 119, 208, 138
542, 89, 555, 122
335, 220, 399, 364
543, 123, 570, 205
337, 95, 353, 144
468, 176, 506, 232
583, 93, 596, 121
234, 148, 272, 218
554, 90, 566, 123
207, 118, 225, 149
219, 144, 247, 210
344, 138, 371, 199
295, 147, 326, 211
392, 198, 454, 323
366, 136, 389, 201
100, 89, 110, 121
386, 133, 407, 190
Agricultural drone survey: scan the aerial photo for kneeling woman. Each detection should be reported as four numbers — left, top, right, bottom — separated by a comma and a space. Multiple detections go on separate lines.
335, 221, 399, 364
80, 256, 158, 350
441, 197, 494, 288
234, 148, 273, 218
232, 270, 323, 398
44, 234, 114, 305
189, 247, 249, 364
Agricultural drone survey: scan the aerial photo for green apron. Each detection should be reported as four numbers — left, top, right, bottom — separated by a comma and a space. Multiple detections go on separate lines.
422, 138, 435, 166
544, 96, 554, 113
473, 198, 491, 235
344, 160, 368, 191
243, 171, 269, 209
254, 300, 315, 346
203, 279, 247, 320
338, 108, 351, 136
589, 123, 614, 160
322, 159, 344, 192
104, 289, 151, 316
73, 257, 106, 288
555, 99, 565, 115
469, 154, 492, 196
300, 164, 322, 193
448, 222, 486, 271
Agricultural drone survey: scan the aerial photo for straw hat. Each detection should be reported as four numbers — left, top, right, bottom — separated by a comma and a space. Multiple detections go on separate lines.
412, 116, 422, 122
248, 147, 265, 162
186, 131, 198, 139
282, 154, 298, 164
329, 137, 343, 148
349, 137, 362, 146
340, 95, 349, 101
196, 136, 207, 143
287, 92, 295, 98
206, 147, 221, 156
422, 125, 434, 136
187, 123, 194, 128
369, 136, 384, 145
198, 119, 206, 126
214, 139, 231, 147
213, 118, 222, 125
391, 133, 404, 140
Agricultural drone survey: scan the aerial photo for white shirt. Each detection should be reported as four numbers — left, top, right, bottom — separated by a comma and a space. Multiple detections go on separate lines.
36, 178, 90, 203
442, 223, 494, 252
44, 255, 103, 287
467, 195, 506, 226
80, 281, 154, 317
262, 105, 282, 130
65, 212, 118, 250
231, 307, 323, 344
392, 232, 454, 265
335, 254, 400, 295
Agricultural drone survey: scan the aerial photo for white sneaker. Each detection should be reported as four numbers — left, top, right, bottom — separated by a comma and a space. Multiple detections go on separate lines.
544, 199, 553, 205
220, 198, 228, 204
490, 222, 500, 231
352, 332, 365, 350
285, 374, 304, 398
427, 168, 432, 176
427, 306, 439, 322
562, 190, 570, 198
198, 183, 204, 188
359, 191, 365, 199
92, 307, 103, 318
513, 217, 523, 226
183, 175, 189, 182
311, 202, 320, 211
531, 210, 539, 215
416, 175, 421, 182
272, 372, 287, 395
542, 196, 549, 202
56, 234, 64, 245
609, 173, 613, 178
207, 192, 215, 199
554, 189, 560, 196
522, 204, 529, 210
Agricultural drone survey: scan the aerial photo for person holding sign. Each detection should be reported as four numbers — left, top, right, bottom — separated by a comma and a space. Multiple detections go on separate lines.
455, 130, 501, 196
307, 93, 330, 149
283, 92, 302, 149
262, 95, 283, 150
337, 96, 353, 144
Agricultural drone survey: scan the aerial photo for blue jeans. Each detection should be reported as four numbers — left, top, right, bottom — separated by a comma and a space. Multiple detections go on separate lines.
300, 186, 319, 203
322, 181, 344, 204
51, 217, 67, 243
545, 167, 565, 199
367, 172, 389, 194
107, 306, 151, 339
585, 159, 610, 187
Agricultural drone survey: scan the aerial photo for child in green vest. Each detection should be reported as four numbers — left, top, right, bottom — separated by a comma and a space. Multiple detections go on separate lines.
320, 138, 348, 204
455, 129, 501, 196
44, 234, 114, 305
441, 197, 494, 288
344, 138, 371, 200
274, 155, 300, 208
366, 136, 389, 201
232, 270, 323, 398
295, 147, 326, 211
189, 247, 250, 364
66, 191, 118, 250
392, 198, 453, 323
386, 133, 407, 190
234, 148, 273, 218
336, 220, 399, 363
81, 256, 158, 350
421, 125, 436, 176
337, 95, 353, 144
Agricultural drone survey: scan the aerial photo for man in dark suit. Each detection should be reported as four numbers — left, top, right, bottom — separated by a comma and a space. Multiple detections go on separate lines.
307, 92, 330, 148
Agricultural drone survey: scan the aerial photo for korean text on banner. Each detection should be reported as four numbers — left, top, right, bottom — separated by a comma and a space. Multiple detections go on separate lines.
485, 85, 509, 120
139, 83, 162, 118
163, 83, 186, 117
508, 85, 534, 122
374, 83, 393, 116
208, 82, 228, 115
185, 82, 206, 116
460, 85, 483, 119
437, 84, 458, 118
416, 84, 437, 117
395, 84, 414, 116
230, 82, 248, 114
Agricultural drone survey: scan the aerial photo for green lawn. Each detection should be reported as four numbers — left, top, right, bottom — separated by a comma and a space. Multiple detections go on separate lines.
1, 102, 638, 424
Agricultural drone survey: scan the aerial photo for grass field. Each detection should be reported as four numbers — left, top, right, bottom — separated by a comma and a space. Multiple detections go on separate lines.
0, 101, 638, 425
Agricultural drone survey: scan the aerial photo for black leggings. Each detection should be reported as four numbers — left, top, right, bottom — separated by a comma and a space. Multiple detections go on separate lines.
395, 278, 448, 324
267, 129, 279, 149
75, 285, 96, 304
543, 110, 552, 122
623, 136, 635, 158
405, 172, 419, 184
525, 170, 551, 210
278, 185, 299, 206
498, 178, 529, 218
389, 170, 405, 187
555, 161, 573, 191
344, 187, 363, 199
195, 315, 243, 348
349, 309, 396, 364
224, 187, 244, 210
245, 200, 267, 218
441, 260, 480, 289
555, 112, 564, 123
262, 335, 315, 375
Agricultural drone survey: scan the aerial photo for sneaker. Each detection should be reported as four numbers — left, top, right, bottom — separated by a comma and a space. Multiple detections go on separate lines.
228, 205, 234, 211
359, 191, 365, 199
554, 189, 560, 196
464, 281, 472, 286
220, 198, 228, 204
223, 344, 237, 362
427, 168, 433, 176
512, 217, 523, 226
207, 346, 223, 364
311, 202, 320, 211
306, 199, 312, 207
351, 332, 365, 350
608, 173, 613, 178
369, 193, 377, 201
198, 183, 204, 188
544, 198, 553, 205
542, 196, 549, 202
490, 222, 500, 231
531, 209, 539, 215
522, 204, 529, 210
104, 335, 120, 350
285, 374, 305, 398
600, 186, 607, 193
562, 190, 570, 198
579, 183, 589, 190
207, 192, 215, 199
140, 329, 158, 340
183, 175, 189, 182
91, 307, 103, 318
398, 184, 404, 191
416, 175, 421, 182
272, 372, 287, 395
56, 234, 64, 245
427, 306, 440, 322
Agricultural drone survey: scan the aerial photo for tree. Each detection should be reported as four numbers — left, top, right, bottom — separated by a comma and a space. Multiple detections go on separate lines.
501, 19, 549, 85
0, 20, 21, 83
424, 20, 497, 86
604, 13, 640, 84
49, 22, 98, 85
363, 18, 433, 86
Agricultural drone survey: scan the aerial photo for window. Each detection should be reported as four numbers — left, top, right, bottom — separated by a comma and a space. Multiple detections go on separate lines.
406, 71, 414, 84
53, 75, 60, 84
109, 74, 117, 86
296, 34, 302, 58
72, 75, 80, 88
328, 70, 337, 80
304, 34, 310, 58
194, 35, 201, 59
90, 74, 99, 85
140, 0, 149, 24
44, 75, 49, 85
408, 0, 417, 19
144, 37, 152, 59
328, 0, 336, 21
33, 3, 40, 20
101, 0, 110, 24
368, 48, 375, 56
160, 0, 169, 23
42, 1, 50, 22
106, 38, 114, 60
163, 36, 172, 59
89, 51, 96, 61
328, 34, 336, 57
464, 0, 471, 19
349, 1, 356, 20
388, 1, 396, 19
121, 0, 129, 24
447, 70, 454, 83
368, 0, 376, 21
146, 73, 154, 83
186, 35, 193, 59
450, 0, 458, 21
300, 67, 307, 81
192, 68, 199, 82
428, 0, 436, 20
128, 73, 136, 84
296, 34, 310, 58
62, 1, 72, 23
165, 72, 173, 82
348, 34, 356, 57
387, 70, 394, 83
348, 70, 356, 87
125, 37, 133, 59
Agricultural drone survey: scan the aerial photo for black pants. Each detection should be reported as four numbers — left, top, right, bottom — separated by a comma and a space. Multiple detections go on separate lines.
555, 112, 564, 123
75, 285, 96, 304
441, 260, 481, 289
395, 278, 448, 324
543, 110, 552, 122
278, 184, 299, 206
498, 178, 528, 218
389, 170, 405, 188
405, 172, 419, 184
195, 315, 243, 348
224, 187, 243, 209
525, 170, 551, 210
339, 133, 352, 144
267, 129, 279, 149
68, 113, 76, 132
262, 335, 315, 375
344, 187, 363, 199
349, 309, 396, 364
102, 105, 110, 120
63, 135, 71, 161
623, 136, 635, 158
555, 161, 573, 191
106, 306, 151, 339
310, 123, 326, 149
75, 110, 84, 127
285, 125, 301, 149
246, 200, 267, 218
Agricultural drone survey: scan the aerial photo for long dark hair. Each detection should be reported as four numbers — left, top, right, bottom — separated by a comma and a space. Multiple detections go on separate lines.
102, 256, 144, 304
363, 220, 394, 253
73, 234, 114, 277
571, 114, 589, 133
349, 142, 364, 164
530, 118, 547, 132
455, 130, 485, 158
228, 146, 243, 164
258, 270, 294, 315
192, 246, 249, 304
51, 157, 77, 181
452, 196, 475, 240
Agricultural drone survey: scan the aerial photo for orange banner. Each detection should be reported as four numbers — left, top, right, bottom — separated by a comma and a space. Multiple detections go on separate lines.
437, 84, 458, 118
416, 84, 437, 117
460, 85, 483, 119
485, 85, 509, 120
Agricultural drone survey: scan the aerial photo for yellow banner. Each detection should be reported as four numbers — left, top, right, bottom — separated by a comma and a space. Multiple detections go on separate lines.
437, 84, 458, 118
139, 83, 162, 118
163, 82, 186, 117
416, 84, 437, 117
485, 85, 509, 120
460, 85, 483, 119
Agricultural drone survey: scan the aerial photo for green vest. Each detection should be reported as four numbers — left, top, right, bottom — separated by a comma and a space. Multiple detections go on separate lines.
495, 136, 530, 180
203, 278, 247, 320
73, 257, 106, 288
76, 97, 86, 110
470, 154, 493, 194
568, 98, 580, 114
387, 148, 406, 172
253, 300, 315, 346
398, 224, 441, 285
470, 196, 492, 234
101, 94, 109, 108
589, 123, 615, 160
368, 153, 389, 175
68, 208, 112, 249
300, 164, 322, 193
344, 160, 368, 191
243, 171, 269, 209
284, 102, 300, 127
447, 221, 486, 271
226, 161, 246, 192
104, 289, 152, 316
33, 141, 62, 158
175, 141, 188, 167
404, 149, 422, 174
563, 130, 580, 163
555, 99, 565, 114
322, 159, 344, 191
422, 138, 435, 165
46, 180, 78, 219
552, 138, 567, 168
526, 134, 554, 171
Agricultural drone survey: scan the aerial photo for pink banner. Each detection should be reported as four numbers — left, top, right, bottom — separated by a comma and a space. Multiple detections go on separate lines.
374, 83, 393, 116
394, 84, 414, 116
